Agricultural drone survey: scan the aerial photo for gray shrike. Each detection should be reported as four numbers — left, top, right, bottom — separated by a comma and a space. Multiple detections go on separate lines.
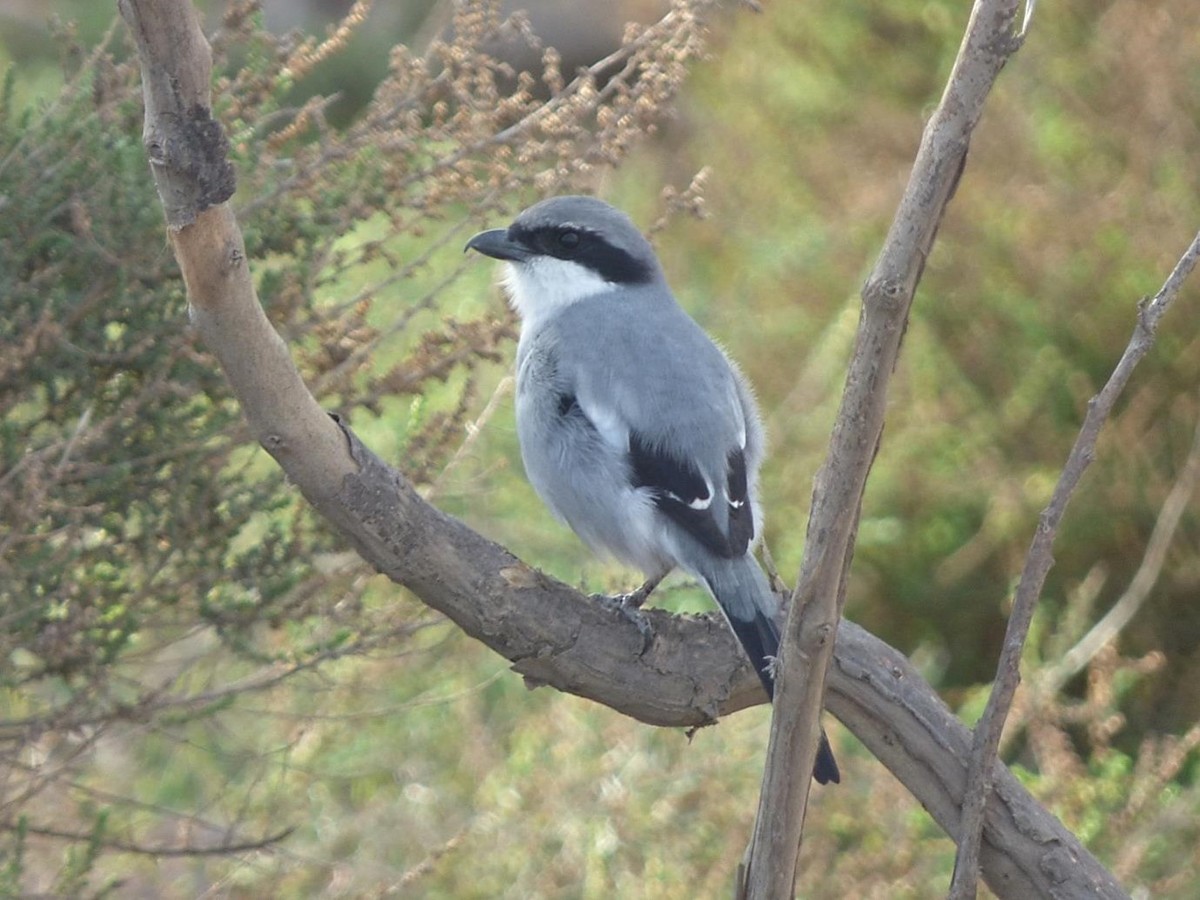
467, 195, 839, 785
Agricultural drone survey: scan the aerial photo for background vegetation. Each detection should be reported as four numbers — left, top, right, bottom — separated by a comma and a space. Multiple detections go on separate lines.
1, 0, 1197, 896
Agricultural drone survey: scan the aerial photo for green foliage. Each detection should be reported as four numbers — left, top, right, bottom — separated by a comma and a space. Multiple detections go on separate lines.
0, 38, 235, 684
0, 817, 27, 897
52, 811, 107, 898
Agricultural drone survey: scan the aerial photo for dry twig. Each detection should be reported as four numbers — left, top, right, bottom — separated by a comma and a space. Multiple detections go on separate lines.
1040, 402, 1200, 696
11, 821, 293, 858
949, 230, 1200, 898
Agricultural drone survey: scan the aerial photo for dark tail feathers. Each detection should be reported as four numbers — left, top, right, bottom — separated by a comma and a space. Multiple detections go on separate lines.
702, 557, 841, 786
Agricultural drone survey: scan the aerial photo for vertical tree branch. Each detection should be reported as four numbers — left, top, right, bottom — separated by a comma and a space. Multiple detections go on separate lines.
742, 2, 1027, 896
118, 0, 234, 227
947, 230, 1200, 899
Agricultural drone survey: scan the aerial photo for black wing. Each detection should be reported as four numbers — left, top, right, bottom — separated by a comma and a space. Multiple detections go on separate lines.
724, 446, 754, 553
628, 432, 754, 558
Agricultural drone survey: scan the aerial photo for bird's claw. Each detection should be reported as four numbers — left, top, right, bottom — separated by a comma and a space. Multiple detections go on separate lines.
593, 591, 655, 654
617, 583, 652, 609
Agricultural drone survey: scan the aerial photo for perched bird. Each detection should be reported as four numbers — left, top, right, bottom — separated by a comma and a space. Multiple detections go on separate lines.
466, 196, 839, 784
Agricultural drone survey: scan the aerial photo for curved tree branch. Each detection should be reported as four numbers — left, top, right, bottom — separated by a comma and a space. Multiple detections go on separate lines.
117, 1, 1127, 898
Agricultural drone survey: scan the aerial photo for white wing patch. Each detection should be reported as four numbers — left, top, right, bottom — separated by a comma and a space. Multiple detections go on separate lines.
680, 480, 714, 510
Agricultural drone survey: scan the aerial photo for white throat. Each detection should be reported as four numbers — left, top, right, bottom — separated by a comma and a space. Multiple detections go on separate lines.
502, 256, 614, 328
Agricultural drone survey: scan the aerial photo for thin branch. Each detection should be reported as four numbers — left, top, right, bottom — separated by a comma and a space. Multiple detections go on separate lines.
1040, 400, 1200, 695
386, 825, 470, 894
828, 622, 1126, 900
743, 2, 1027, 896
8, 821, 294, 858
0, 628, 390, 741
949, 231, 1200, 899
426, 375, 514, 501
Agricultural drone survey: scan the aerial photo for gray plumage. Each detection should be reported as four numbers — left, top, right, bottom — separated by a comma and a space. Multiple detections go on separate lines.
467, 196, 839, 785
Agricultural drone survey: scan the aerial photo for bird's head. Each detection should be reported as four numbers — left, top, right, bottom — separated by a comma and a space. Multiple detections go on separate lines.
466, 195, 663, 323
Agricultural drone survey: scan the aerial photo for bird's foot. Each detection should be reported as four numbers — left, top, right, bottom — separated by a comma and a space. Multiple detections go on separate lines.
592, 590, 655, 654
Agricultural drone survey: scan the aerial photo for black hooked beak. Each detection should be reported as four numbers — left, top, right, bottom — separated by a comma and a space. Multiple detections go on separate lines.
465, 228, 531, 262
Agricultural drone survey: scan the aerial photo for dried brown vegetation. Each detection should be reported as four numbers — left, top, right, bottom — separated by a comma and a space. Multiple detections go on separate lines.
0, 0, 719, 885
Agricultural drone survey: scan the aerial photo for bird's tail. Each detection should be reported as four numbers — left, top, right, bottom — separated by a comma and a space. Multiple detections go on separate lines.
699, 555, 841, 786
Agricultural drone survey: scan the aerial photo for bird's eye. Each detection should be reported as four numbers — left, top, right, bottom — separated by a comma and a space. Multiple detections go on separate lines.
558, 229, 581, 251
